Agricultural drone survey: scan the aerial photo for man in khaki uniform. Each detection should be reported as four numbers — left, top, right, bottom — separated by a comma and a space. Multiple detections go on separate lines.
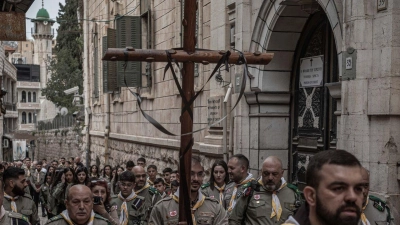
149, 156, 228, 225
360, 168, 394, 225
229, 156, 298, 225
110, 170, 148, 225
23, 158, 33, 195
0, 176, 31, 225
3, 167, 39, 225
132, 166, 162, 214
282, 150, 365, 225
30, 162, 45, 209
224, 154, 254, 212
46, 185, 110, 225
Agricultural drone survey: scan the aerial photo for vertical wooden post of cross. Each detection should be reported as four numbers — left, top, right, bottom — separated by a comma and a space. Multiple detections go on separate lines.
179, 0, 196, 225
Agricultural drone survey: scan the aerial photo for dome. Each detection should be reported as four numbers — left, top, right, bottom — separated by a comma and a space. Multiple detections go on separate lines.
36, 8, 50, 19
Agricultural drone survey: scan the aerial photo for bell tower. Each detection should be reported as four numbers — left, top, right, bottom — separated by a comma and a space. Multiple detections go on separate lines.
31, 0, 55, 89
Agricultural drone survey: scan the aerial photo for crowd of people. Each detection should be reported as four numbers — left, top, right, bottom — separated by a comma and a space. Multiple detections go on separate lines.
0, 152, 393, 225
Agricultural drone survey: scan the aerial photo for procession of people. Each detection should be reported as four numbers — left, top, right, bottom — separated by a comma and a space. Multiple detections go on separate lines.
0, 151, 392, 225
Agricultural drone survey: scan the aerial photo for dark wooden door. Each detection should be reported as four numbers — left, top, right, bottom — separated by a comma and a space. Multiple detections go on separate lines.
291, 12, 338, 189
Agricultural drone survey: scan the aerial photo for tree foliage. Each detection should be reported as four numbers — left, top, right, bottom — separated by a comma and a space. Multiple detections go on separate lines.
42, 0, 83, 111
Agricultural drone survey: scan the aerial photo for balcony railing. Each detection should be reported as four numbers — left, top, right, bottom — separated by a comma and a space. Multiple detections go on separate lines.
18, 102, 40, 109
38, 114, 75, 130
3, 102, 16, 111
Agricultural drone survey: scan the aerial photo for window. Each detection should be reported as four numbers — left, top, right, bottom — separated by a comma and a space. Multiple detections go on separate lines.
33, 92, 36, 102
21, 91, 26, 102
28, 113, 32, 123
28, 92, 31, 102
26, 44, 28, 47
33, 113, 37, 123
22, 112, 26, 124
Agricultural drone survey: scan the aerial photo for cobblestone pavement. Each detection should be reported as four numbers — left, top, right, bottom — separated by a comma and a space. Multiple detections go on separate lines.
38, 204, 49, 225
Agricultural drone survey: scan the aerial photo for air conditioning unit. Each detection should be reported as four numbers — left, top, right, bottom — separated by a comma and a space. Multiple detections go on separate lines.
3, 139, 9, 148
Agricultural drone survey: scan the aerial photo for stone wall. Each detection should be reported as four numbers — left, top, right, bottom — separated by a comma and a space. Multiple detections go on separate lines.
87, 135, 222, 178
35, 127, 84, 161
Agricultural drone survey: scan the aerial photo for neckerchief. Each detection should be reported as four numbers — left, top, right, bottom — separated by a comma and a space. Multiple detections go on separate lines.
258, 177, 287, 221
228, 173, 254, 211
118, 191, 137, 225
135, 183, 151, 194
36, 171, 40, 183
147, 178, 154, 186
361, 197, 371, 225
173, 190, 206, 225
61, 209, 95, 225
214, 183, 225, 205
4, 193, 18, 212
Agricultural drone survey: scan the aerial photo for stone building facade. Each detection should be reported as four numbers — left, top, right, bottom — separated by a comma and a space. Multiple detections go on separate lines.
83, 0, 400, 219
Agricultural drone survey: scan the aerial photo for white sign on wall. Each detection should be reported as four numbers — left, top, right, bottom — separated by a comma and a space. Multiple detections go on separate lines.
299, 56, 324, 88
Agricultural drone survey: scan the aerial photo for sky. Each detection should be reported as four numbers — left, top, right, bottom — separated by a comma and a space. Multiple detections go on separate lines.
25, 0, 65, 39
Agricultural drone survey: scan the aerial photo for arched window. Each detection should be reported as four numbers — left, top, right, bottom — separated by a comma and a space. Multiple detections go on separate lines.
22, 91, 26, 102
28, 92, 31, 102
33, 92, 36, 102
33, 113, 37, 123
22, 112, 26, 124
28, 113, 32, 123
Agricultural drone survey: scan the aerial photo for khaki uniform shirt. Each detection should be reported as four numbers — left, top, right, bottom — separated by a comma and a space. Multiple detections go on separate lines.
223, 176, 254, 211
3, 193, 39, 225
148, 194, 228, 225
136, 186, 162, 221
39, 183, 51, 209
229, 185, 297, 225
110, 194, 148, 225
30, 170, 45, 191
45, 213, 111, 225
201, 184, 225, 204
0, 211, 31, 225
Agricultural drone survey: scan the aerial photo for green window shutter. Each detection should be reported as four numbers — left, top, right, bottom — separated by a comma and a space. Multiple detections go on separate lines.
104, 28, 119, 93
102, 36, 108, 93
116, 16, 142, 87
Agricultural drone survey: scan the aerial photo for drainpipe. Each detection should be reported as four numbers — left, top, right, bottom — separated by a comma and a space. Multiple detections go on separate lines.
83, 0, 91, 168
103, 0, 111, 165
104, 94, 110, 164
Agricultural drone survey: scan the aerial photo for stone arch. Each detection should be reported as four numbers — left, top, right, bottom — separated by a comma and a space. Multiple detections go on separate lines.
249, 0, 342, 92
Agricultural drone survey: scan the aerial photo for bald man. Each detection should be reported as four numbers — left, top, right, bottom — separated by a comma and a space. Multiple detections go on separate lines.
132, 166, 161, 221
361, 168, 394, 225
229, 156, 300, 225
46, 185, 110, 225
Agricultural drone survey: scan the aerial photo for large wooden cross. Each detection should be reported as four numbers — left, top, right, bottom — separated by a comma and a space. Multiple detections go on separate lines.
103, 1, 272, 224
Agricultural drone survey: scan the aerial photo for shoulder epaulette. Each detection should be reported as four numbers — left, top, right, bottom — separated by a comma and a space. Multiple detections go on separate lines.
368, 195, 393, 223
7, 211, 30, 223
149, 186, 160, 195
48, 214, 63, 222
286, 183, 304, 208
201, 183, 210, 189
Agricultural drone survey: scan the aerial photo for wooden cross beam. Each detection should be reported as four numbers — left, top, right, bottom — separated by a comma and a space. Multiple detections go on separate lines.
103, 48, 273, 65
102, 1, 272, 224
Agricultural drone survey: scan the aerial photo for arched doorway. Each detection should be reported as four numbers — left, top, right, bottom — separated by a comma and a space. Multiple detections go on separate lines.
248, 0, 342, 186
291, 11, 338, 188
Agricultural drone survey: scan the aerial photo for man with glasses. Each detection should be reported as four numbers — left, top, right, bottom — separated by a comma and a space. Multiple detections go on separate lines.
110, 171, 147, 225
149, 156, 228, 225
